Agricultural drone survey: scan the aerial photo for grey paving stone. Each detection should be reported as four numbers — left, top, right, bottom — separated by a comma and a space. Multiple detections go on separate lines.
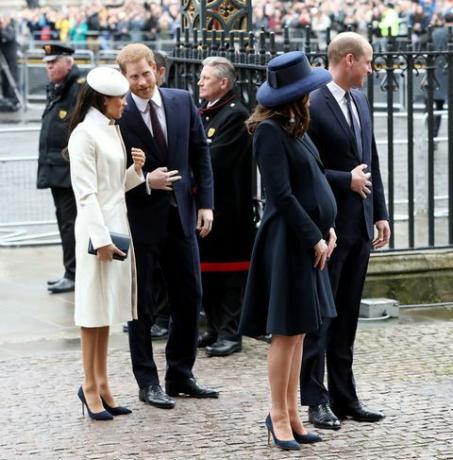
0, 320, 452, 458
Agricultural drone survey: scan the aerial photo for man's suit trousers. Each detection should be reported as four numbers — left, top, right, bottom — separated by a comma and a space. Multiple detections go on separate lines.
128, 207, 202, 388
51, 187, 76, 281
300, 235, 371, 406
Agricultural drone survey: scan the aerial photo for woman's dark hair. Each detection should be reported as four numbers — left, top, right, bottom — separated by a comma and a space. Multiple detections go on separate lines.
246, 94, 310, 138
68, 82, 106, 135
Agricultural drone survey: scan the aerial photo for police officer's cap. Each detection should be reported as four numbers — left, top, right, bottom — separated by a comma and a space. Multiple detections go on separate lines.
86, 67, 129, 96
42, 44, 75, 62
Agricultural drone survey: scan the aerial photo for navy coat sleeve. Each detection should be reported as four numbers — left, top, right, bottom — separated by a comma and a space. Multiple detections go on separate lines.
361, 96, 388, 223
308, 111, 352, 191
255, 122, 323, 250
187, 93, 214, 210
370, 131, 389, 222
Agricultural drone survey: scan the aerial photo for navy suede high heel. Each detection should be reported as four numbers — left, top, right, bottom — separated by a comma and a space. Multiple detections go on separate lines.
265, 414, 300, 451
101, 397, 132, 416
292, 430, 322, 444
78, 387, 113, 421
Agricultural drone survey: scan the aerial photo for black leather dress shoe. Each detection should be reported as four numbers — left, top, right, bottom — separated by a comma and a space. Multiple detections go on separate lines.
165, 378, 219, 398
206, 339, 242, 357
48, 277, 75, 294
331, 402, 385, 422
253, 334, 272, 344
139, 384, 175, 409
197, 331, 217, 348
151, 324, 168, 340
308, 403, 341, 430
47, 277, 61, 286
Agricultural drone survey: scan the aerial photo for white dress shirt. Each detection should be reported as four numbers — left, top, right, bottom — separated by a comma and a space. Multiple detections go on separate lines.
131, 90, 169, 195
131, 89, 168, 143
207, 98, 220, 108
326, 80, 361, 130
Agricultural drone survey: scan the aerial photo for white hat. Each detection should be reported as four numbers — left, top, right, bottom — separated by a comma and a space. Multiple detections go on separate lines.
86, 66, 129, 96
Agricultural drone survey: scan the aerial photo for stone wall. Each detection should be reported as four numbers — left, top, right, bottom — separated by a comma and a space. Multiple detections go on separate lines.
364, 249, 453, 304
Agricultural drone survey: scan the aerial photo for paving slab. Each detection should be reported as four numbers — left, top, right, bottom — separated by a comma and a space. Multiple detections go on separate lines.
0, 248, 453, 459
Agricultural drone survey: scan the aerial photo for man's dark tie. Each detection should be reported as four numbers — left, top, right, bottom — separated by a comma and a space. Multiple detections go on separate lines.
149, 100, 167, 161
345, 91, 362, 160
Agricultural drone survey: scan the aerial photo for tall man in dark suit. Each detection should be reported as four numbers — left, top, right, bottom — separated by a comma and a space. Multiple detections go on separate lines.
430, 9, 453, 139
0, 14, 19, 110
300, 32, 391, 429
117, 44, 218, 410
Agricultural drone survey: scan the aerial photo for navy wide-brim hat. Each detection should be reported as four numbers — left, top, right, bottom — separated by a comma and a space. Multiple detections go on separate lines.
257, 51, 332, 107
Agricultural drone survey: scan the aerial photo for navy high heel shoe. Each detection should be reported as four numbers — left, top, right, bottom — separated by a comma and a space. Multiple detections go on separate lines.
265, 414, 300, 451
78, 387, 113, 421
292, 430, 322, 444
101, 397, 132, 416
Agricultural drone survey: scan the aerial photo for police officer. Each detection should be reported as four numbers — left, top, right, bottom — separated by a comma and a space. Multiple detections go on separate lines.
38, 44, 83, 293
197, 56, 255, 357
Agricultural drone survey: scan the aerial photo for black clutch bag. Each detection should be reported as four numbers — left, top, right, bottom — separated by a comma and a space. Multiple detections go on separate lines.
88, 232, 130, 261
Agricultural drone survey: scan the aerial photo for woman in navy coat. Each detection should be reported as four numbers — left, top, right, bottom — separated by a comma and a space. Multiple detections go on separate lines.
239, 52, 337, 450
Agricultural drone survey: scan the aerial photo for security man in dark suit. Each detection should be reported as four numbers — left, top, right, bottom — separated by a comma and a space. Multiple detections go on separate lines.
197, 56, 254, 357
431, 9, 453, 139
0, 14, 19, 110
38, 44, 83, 294
300, 32, 390, 429
117, 44, 218, 410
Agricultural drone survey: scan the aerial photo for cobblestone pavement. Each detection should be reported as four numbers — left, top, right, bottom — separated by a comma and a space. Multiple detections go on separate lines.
1, 318, 452, 460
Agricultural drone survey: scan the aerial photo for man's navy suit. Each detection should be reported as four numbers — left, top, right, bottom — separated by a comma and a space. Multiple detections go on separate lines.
300, 85, 388, 406
118, 88, 213, 388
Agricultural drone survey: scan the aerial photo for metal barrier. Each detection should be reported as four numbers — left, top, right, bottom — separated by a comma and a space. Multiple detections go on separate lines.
28, 38, 176, 53
24, 49, 95, 102
0, 126, 59, 247
96, 49, 119, 66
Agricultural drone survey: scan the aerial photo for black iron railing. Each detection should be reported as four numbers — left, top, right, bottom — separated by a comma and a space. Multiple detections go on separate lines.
169, 25, 453, 252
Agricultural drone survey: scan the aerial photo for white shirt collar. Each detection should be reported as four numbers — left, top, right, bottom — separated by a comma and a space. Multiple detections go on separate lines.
327, 80, 348, 105
207, 98, 220, 108
131, 88, 163, 113
85, 107, 114, 125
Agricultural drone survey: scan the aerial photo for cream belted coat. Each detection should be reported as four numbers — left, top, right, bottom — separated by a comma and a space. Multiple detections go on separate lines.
68, 107, 145, 327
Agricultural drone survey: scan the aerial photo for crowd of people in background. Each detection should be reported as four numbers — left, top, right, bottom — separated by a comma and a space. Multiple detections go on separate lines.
11, 1, 181, 48
1, 0, 452, 51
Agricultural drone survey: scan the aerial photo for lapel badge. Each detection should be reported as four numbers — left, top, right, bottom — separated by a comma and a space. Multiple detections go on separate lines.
59, 109, 68, 120
207, 127, 216, 138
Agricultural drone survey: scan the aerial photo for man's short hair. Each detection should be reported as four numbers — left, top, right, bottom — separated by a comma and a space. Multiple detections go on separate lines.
202, 56, 236, 90
116, 43, 155, 73
328, 32, 371, 65
154, 50, 168, 70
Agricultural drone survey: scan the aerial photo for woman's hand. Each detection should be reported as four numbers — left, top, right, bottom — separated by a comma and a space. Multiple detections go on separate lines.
313, 238, 328, 270
131, 147, 145, 174
326, 227, 337, 260
97, 244, 126, 262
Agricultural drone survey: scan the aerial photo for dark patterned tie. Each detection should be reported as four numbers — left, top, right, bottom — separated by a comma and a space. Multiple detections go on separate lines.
345, 91, 362, 160
149, 100, 167, 161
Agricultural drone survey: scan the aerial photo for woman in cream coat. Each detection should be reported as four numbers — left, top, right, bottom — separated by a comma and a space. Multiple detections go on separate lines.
68, 67, 145, 420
